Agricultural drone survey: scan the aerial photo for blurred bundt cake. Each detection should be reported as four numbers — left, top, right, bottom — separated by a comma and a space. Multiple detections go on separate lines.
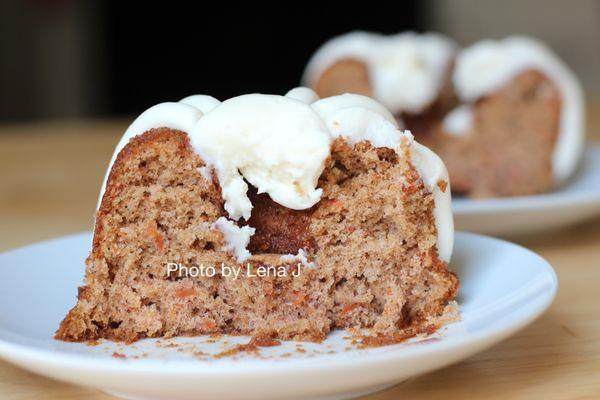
304, 33, 584, 197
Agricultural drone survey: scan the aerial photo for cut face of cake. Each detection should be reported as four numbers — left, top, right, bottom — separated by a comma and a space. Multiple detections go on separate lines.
304, 33, 585, 197
56, 89, 458, 344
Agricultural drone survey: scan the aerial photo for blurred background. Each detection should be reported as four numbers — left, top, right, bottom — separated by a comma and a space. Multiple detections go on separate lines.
1, 0, 599, 121
2, 0, 600, 251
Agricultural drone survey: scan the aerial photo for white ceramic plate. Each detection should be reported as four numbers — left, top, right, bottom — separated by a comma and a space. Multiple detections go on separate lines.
0, 232, 557, 400
453, 144, 600, 236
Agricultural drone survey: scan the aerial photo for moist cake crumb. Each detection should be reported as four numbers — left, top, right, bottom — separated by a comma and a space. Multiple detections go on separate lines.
55, 91, 458, 346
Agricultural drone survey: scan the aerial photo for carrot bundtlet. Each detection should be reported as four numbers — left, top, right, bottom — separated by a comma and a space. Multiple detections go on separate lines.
56, 88, 458, 344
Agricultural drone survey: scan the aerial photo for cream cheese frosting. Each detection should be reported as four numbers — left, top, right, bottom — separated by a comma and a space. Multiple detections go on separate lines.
453, 36, 585, 184
98, 88, 454, 262
188, 94, 331, 221
280, 249, 316, 269
212, 217, 255, 263
179, 94, 221, 114
442, 105, 474, 137
303, 31, 457, 114
285, 87, 320, 104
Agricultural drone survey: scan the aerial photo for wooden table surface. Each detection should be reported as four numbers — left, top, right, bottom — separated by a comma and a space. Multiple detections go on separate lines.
1, 104, 599, 399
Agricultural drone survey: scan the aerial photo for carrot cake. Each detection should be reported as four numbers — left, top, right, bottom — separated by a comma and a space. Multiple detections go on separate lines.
304, 33, 584, 197
56, 88, 459, 344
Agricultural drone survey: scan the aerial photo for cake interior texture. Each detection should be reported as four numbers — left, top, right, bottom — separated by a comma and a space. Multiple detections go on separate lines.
314, 59, 562, 197
56, 128, 458, 344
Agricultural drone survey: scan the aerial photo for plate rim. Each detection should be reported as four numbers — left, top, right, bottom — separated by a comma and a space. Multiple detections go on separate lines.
0, 231, 558, 375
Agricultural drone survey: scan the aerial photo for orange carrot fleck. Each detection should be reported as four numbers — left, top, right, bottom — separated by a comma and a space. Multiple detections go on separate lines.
174, 287, 195, 299
329, 199, 343, 209
340, 303, 360, 316
147, 220, 165, 253
291, 291, 307, 306
201, 320, 217, 330
437, 180, 448, 193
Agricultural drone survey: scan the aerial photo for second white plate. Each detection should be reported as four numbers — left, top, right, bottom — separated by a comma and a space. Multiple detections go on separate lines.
453, 144, 600, 236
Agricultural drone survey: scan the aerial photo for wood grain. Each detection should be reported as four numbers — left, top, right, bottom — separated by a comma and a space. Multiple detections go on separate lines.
0, 104, 599, 399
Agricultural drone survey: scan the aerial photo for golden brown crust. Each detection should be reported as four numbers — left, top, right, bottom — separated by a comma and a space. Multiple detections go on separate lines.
93, 129, 205, 255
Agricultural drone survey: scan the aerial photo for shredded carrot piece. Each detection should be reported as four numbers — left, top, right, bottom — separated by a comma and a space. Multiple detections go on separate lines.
340, 303, 360, 316
437, 180, 448, 193
146, 220, 165, 253
174, 287, 195, 299
330, 199, 343, 208
201, 320, 217, 330
291, 291, 307, 306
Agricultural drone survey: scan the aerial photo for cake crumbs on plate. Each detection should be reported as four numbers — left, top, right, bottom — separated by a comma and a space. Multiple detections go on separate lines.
215, 333, 281, 358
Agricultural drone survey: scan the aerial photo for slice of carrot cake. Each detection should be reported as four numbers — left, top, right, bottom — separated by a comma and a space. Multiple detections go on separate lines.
56, 88, 458, 344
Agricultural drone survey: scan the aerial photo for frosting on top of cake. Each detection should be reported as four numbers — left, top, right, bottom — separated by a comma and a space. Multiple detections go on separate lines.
189, 94, 331, 220
442, 105, 474, 137
311, 92, 405, 149
453, 36, 585, 183
285, 87, 320, 104
99, 87, 454, 262
303, 31, 456, 114
179, 94, 221, 114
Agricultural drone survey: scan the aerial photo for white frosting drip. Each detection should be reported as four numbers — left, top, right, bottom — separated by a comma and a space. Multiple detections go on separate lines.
280, 249, 316, 269
312, 94, 402, 148
453, 36, 585, 183
311, 92, 399, 127
443, 105, 474, 137
303, 31, 456, 114
98, 89, 454, 262
189, 94, 331, 221
179, 95, 221, 114
411, 141, 453, 262
285, 87, 320, 104
212, 217, 255, 263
